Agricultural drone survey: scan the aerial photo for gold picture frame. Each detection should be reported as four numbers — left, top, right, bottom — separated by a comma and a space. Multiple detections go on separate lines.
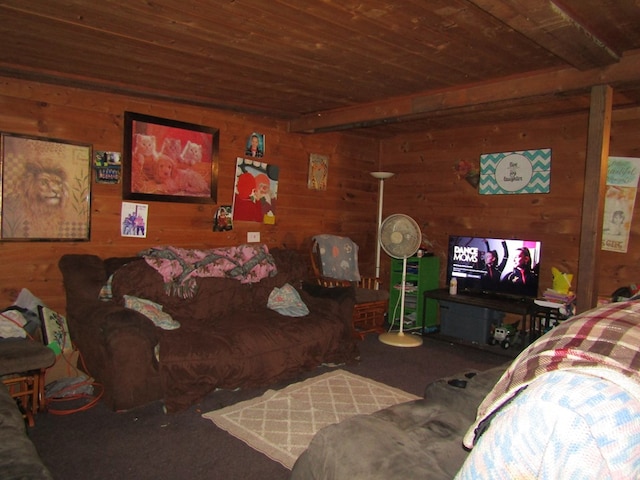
0, 132, 91, 241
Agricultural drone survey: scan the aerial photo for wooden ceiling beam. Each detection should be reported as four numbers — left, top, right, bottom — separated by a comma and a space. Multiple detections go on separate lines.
467, 0, 620, 70
289, 49, 640, 133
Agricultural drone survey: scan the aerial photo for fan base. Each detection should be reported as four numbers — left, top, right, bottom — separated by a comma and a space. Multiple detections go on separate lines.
378, 331, 423, 348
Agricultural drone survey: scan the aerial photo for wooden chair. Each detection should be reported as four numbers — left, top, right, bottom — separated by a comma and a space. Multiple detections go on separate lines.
310, 235, 389, 340
0, 339, 56, 426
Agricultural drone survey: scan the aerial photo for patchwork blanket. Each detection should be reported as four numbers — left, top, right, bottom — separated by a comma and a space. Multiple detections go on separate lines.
457, 300, 640, 479
140, 244, 277, 298
463, 299, 640, 449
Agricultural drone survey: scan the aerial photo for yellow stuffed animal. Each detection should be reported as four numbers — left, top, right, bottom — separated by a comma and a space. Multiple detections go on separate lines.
551, 267, 573, 294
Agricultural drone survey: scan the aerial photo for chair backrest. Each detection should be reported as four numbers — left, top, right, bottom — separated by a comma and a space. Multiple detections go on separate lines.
310, 235, 361, 287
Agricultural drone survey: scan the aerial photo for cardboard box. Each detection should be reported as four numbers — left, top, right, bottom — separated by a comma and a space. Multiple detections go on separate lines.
45, 349, 81, 385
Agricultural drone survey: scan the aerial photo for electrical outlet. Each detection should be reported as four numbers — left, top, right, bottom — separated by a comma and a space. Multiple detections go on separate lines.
247, 232, 260, 243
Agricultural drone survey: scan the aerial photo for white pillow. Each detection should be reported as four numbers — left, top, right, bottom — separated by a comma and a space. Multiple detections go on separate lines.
123, 295, 180, 330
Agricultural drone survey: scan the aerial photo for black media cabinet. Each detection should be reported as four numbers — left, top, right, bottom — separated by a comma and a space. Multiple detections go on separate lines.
423, 289, 536, 346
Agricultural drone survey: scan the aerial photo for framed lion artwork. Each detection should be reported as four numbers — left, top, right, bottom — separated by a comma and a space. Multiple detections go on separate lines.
0, 132, 92, 241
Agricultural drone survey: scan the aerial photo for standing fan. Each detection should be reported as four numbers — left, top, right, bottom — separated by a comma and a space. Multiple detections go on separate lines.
378, 214, 423, 347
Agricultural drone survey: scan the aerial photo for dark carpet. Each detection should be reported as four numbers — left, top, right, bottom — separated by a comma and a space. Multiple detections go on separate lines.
28, 334, 509, 480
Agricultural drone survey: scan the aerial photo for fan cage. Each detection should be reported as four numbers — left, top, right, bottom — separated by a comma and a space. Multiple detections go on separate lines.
379, 214, 421, 259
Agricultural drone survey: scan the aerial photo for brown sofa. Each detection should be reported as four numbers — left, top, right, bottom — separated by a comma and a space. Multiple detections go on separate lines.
58, 247, 359, 413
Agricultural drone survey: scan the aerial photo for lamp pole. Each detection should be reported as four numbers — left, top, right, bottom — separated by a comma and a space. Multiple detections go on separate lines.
370, 172, 394, 279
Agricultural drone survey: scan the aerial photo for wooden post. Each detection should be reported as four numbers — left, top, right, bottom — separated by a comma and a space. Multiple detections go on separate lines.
577, 85, 612, 313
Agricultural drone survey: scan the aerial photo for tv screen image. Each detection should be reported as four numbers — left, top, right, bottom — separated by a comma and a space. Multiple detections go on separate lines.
447, 236, 541, 299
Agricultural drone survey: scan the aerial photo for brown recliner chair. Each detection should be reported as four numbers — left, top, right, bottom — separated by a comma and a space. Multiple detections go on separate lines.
310, 235, 389, 340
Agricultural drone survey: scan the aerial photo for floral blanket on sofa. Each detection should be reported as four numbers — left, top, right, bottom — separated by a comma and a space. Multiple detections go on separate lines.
140, 243, 277, 298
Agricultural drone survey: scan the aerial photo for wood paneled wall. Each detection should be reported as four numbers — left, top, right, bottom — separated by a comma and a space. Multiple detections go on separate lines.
378, 106, 640, 305
0, 77, 381, 315
2, 76, 640, 318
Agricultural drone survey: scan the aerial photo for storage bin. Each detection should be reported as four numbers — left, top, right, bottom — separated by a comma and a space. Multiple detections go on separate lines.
439, 301, 505, 344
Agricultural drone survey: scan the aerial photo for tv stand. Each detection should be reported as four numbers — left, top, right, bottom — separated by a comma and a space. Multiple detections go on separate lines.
423, 289, 535, 344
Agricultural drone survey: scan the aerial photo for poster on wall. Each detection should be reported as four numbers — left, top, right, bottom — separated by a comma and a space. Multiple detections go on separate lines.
244, 132, 265, 158
213, 205, 233, 231
602, 156, 640, 253
122, 112, 219, 204
479, 148, 551, 195
121, 201, 148, 238
232, 158, 279, 224
308, 153, 329, 190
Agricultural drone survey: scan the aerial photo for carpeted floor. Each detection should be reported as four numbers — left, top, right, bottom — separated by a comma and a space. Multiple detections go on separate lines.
27, 334, 508, 480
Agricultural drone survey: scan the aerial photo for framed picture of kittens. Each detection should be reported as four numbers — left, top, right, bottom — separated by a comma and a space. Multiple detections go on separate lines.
122, 111, 219, 204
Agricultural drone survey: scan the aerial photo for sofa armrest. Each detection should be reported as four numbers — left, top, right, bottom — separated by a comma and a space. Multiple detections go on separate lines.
358, 276, 384, 290
301, 281, 354, 300
69, 300, 159, 345
67, 300, 163, 410
300, 283, 357, 334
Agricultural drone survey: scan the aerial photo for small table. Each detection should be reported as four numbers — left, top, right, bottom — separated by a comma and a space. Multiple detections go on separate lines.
529, 304, 567, 342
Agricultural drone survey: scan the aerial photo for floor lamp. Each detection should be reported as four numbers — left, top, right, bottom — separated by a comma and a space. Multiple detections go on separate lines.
370, 171, 395, 279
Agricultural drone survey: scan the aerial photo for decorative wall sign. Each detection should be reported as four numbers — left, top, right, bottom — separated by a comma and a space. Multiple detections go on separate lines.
602, 156, 640, 253
122, 112, 219, 204
0, 132, 91, 241
94, 150, 121, 184
479, 148, 551, 195
308, 153, 329, 190
232, 158, 279, 224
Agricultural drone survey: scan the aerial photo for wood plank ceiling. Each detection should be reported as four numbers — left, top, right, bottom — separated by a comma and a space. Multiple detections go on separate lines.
1, 0, 639, 136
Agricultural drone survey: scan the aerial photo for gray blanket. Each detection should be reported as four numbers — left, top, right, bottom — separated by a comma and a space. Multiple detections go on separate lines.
290, 364, 507, 480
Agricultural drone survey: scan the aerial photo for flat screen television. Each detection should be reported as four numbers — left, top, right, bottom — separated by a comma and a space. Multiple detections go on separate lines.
446, 235, 541, 299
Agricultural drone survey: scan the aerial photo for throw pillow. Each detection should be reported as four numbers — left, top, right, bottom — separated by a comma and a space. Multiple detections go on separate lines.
267, 283, 309, 317
123, 295, 180, 330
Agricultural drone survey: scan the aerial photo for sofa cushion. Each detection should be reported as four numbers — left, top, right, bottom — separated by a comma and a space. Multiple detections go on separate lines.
158, 292, 358, 412
112, 258, 225, 319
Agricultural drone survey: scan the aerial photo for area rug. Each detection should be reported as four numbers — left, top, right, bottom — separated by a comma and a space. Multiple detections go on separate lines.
202, 370, 420, 469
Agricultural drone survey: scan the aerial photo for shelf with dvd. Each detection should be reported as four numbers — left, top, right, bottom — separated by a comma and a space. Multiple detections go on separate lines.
388, 255, 439, 332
